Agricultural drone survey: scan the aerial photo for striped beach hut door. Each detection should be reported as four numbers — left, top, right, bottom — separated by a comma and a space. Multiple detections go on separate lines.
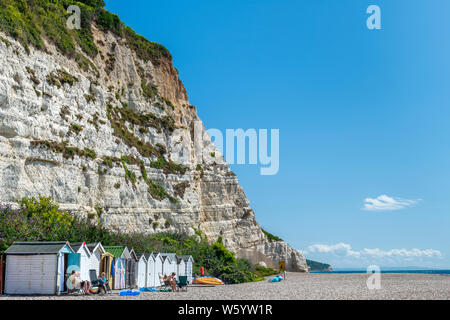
120, 259, 126, 289
58, 254, 65, 292
114, 258, 121, 289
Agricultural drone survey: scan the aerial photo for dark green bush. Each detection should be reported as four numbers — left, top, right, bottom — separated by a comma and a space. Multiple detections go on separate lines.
96, 8, 122, 35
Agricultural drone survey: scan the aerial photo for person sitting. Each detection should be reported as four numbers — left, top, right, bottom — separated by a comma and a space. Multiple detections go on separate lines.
163, 274, 170, 287
69, 271, 91, 295
98, 272, 111, 294
169, 272, 178, 292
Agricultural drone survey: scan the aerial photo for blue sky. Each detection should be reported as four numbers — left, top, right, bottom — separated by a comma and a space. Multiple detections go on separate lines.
105, 0, 450, 268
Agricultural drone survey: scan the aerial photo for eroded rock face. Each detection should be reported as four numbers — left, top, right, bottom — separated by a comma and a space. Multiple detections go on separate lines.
0, 30, 308, 272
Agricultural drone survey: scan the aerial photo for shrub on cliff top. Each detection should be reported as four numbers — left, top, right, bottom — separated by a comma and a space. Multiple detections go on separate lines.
262, 228, 283, 242
77, 0, 106, 9
0, 0, 170, 64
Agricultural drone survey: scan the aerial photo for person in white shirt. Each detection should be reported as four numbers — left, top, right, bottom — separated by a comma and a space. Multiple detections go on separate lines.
69, 271, 91, 294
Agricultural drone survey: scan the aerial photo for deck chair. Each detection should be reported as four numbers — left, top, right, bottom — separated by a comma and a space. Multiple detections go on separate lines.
158, 273, 171, 291
177, 276, 188, 292
64, 275, 82, 295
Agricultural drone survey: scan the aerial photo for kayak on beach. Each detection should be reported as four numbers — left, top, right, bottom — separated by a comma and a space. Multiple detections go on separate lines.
192, 276, 225, 285
269, 274, 285, 283
120, 289, 141, 296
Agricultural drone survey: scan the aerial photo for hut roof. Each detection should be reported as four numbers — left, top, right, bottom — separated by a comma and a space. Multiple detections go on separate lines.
86, 242, 105, 254
161, 253, 177, 263
129, 249, 138, 260
70, 242, 89, 252
136, 253, 147, 262
5, 241, 73, 255
103, 246, 127, 258
144, 253, 153, 261
177, 255, 194, 263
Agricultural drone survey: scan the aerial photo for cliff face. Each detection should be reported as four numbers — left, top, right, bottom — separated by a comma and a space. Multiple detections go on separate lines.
0, 26, 307, 271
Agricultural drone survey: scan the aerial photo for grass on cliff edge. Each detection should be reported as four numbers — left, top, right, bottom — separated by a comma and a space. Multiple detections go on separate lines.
0, 0, 170, 65
0, 196, 276, 284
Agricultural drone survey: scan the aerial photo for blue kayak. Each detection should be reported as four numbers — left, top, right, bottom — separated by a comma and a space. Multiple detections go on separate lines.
120, 289, 140, 296
269, 275, 284, 283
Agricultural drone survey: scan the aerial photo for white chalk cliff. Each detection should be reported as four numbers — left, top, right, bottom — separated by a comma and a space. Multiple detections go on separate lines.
0, 27, 307, 271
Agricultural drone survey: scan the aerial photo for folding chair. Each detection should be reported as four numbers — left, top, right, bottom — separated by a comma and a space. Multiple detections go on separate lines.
177, 276, 188, 292
158, 273, 171, 291
89, 269, 112, 294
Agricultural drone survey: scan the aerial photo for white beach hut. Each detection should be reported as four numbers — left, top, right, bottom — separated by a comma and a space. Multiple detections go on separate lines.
86, 242, 105, 278
176, 255, 186, 277
161, 255, 171, 276
177, 255, 194, 283
69, 242, 91, 281
154, 253, 164, 285
144, 253, 155, 287
145, 253, 163, 287
161, 253, 177, 276
135, 253, 147, 288
153, 253, 163, 273
4, 241, 76, 295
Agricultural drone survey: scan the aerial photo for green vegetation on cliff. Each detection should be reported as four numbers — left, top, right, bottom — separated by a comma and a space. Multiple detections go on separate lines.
0, 0, 171, 65
0, 197, 265, 284
261, 228, 283, 242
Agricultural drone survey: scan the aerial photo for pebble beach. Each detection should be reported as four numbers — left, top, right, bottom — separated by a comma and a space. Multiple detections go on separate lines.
1, 272, 449, 300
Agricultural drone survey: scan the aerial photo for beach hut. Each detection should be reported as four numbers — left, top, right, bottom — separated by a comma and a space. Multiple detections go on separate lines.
176, 255, 186, 277
144, 253, 154, 287
4, 241, 76, 295
99, 251, 114, 288
153, 253, 164, 285
69, 242, 91, 281
135, 254, 147, 288
127, 249, 138, 288
104, 246, 130, 290
86, 242, 105, 278
177, 255, 194, 283
161, 253, 177, 276
144, 253, 163, 287
144, 253, 155, 287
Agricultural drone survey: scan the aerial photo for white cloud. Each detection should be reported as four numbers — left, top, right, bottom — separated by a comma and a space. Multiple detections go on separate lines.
304, 243, 361, 258
304, 243, 442, 259
363, 194, 420, 211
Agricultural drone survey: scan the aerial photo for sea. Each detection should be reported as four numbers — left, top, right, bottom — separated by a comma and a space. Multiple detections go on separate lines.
311, 269, 450, 275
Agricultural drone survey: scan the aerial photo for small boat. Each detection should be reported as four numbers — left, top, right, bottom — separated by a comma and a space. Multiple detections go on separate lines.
192, 276, 225, 285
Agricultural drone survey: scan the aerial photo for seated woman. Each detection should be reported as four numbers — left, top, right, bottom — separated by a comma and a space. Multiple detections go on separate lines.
69, 271, 92, 295
162, 274, 171, 287
169, 272, 178, 292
